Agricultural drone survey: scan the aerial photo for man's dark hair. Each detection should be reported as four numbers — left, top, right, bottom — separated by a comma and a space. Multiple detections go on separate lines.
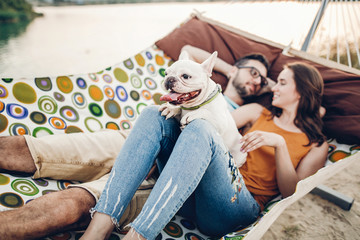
234, 53, 270, 72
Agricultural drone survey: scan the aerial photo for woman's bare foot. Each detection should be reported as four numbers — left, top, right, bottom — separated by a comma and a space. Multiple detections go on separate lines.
80, 212, 114, 240
123, 228, 146, 240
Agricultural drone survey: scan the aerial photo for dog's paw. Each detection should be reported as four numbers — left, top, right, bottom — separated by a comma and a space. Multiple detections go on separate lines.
180, 113, 193, 127
180, 111, 207, 127
234, 152, 247, 168
159, 103, 181, 119
180, 124, 186, 131
180, 116, 189, 128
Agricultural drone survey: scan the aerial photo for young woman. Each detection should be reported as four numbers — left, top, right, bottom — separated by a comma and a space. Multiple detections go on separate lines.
80, 62, 328, 240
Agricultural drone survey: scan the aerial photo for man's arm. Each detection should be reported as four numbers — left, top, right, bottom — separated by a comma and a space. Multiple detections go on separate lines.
181, 45, 233, 77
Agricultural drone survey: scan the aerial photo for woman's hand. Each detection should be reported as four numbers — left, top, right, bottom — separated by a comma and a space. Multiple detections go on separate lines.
240, 130, 286, 153
241, 130, 296, 197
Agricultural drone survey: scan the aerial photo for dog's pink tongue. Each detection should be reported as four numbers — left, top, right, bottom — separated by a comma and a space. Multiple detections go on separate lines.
160, 92, 182, 102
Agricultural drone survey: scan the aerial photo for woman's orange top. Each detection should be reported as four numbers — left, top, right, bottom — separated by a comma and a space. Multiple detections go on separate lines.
239, 108, 312, 210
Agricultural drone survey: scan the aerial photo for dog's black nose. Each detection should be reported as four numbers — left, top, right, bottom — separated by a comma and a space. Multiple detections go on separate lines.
164, 76, 176, 90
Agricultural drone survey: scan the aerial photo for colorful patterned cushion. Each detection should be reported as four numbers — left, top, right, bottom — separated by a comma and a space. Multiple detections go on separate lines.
0, 46, 170, 136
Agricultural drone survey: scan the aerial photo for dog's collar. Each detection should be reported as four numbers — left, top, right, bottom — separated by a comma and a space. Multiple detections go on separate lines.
180, 84, 222, 110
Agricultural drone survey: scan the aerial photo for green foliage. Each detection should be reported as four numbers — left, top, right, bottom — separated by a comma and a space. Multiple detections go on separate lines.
0, 0, 40, 22
323, 41, 360, 70
0, 0, 32, 12
309, 38, 360, 70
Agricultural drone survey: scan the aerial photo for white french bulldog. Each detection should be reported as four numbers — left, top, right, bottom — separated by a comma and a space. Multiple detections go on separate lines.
159, 50, 247, 167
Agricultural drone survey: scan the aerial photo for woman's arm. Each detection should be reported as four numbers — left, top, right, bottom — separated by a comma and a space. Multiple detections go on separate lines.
240, 132, 328, 197
295, 142, 329, 181
231, 103, 263, 129
276, 141, 328, 197
181, 45, 233, 76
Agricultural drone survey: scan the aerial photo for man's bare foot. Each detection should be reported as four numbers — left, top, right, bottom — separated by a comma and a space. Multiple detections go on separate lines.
0, 136, 36, 173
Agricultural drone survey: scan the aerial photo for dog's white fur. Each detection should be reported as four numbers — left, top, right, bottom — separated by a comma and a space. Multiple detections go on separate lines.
159, 51, 247, 167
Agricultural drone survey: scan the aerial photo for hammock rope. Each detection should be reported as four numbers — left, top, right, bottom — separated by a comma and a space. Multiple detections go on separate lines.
341, 0, 352, 67
348, 0, 360, 66
306, 0, 360, 69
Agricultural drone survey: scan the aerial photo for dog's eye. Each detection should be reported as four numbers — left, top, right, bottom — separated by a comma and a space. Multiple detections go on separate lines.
164, 72, 168, 76
182, 74, 191, 80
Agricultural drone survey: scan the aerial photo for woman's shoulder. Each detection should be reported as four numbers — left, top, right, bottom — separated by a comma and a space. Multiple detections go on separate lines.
242, 103, 264, 118
248, 103, 267, 121
249, 104, 271, 121
231, 103, 265, 128
261, 107, 271, 115
246, 103, 264, 111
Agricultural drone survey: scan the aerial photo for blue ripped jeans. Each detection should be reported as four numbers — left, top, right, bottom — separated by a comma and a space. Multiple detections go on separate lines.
92, 106, 260, 239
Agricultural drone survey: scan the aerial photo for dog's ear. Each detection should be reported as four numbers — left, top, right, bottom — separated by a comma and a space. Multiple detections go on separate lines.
178, 50, 190, 60
201, 51, 217, 77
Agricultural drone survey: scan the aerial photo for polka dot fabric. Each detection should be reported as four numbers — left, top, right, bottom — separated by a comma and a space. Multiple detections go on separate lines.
0, 46, 170, 137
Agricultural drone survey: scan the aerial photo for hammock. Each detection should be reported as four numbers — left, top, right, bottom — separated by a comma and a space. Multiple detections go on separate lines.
0, 12, 359, 240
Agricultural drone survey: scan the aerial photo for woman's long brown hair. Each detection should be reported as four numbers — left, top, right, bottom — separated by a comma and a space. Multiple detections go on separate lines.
271, 62, 326, 146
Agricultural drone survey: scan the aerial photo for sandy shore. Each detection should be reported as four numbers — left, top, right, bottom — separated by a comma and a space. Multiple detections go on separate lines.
263, 157, 360, 239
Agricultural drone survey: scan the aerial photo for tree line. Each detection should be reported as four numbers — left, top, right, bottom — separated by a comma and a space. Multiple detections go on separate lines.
0, 0, 42, 23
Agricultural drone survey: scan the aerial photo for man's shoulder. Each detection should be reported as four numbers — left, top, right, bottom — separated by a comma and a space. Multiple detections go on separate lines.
223, 95, 240, 112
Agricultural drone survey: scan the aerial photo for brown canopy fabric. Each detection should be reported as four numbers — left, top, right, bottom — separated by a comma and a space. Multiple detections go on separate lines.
156, 17, 360, 145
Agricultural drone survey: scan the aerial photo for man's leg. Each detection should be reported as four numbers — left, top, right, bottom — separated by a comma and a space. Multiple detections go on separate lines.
0, 135, 96, 239
0, 130, 127, 239
0, 136, 36, 173
0, 188, 95, 240
25, 130, 128, 182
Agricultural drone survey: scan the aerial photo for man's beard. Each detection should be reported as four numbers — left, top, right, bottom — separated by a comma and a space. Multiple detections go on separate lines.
232, 81, 249, 97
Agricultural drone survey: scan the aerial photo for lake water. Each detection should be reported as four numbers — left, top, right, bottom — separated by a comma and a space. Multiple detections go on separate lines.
2, 1, 355, 78
1, 3, 229, 78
